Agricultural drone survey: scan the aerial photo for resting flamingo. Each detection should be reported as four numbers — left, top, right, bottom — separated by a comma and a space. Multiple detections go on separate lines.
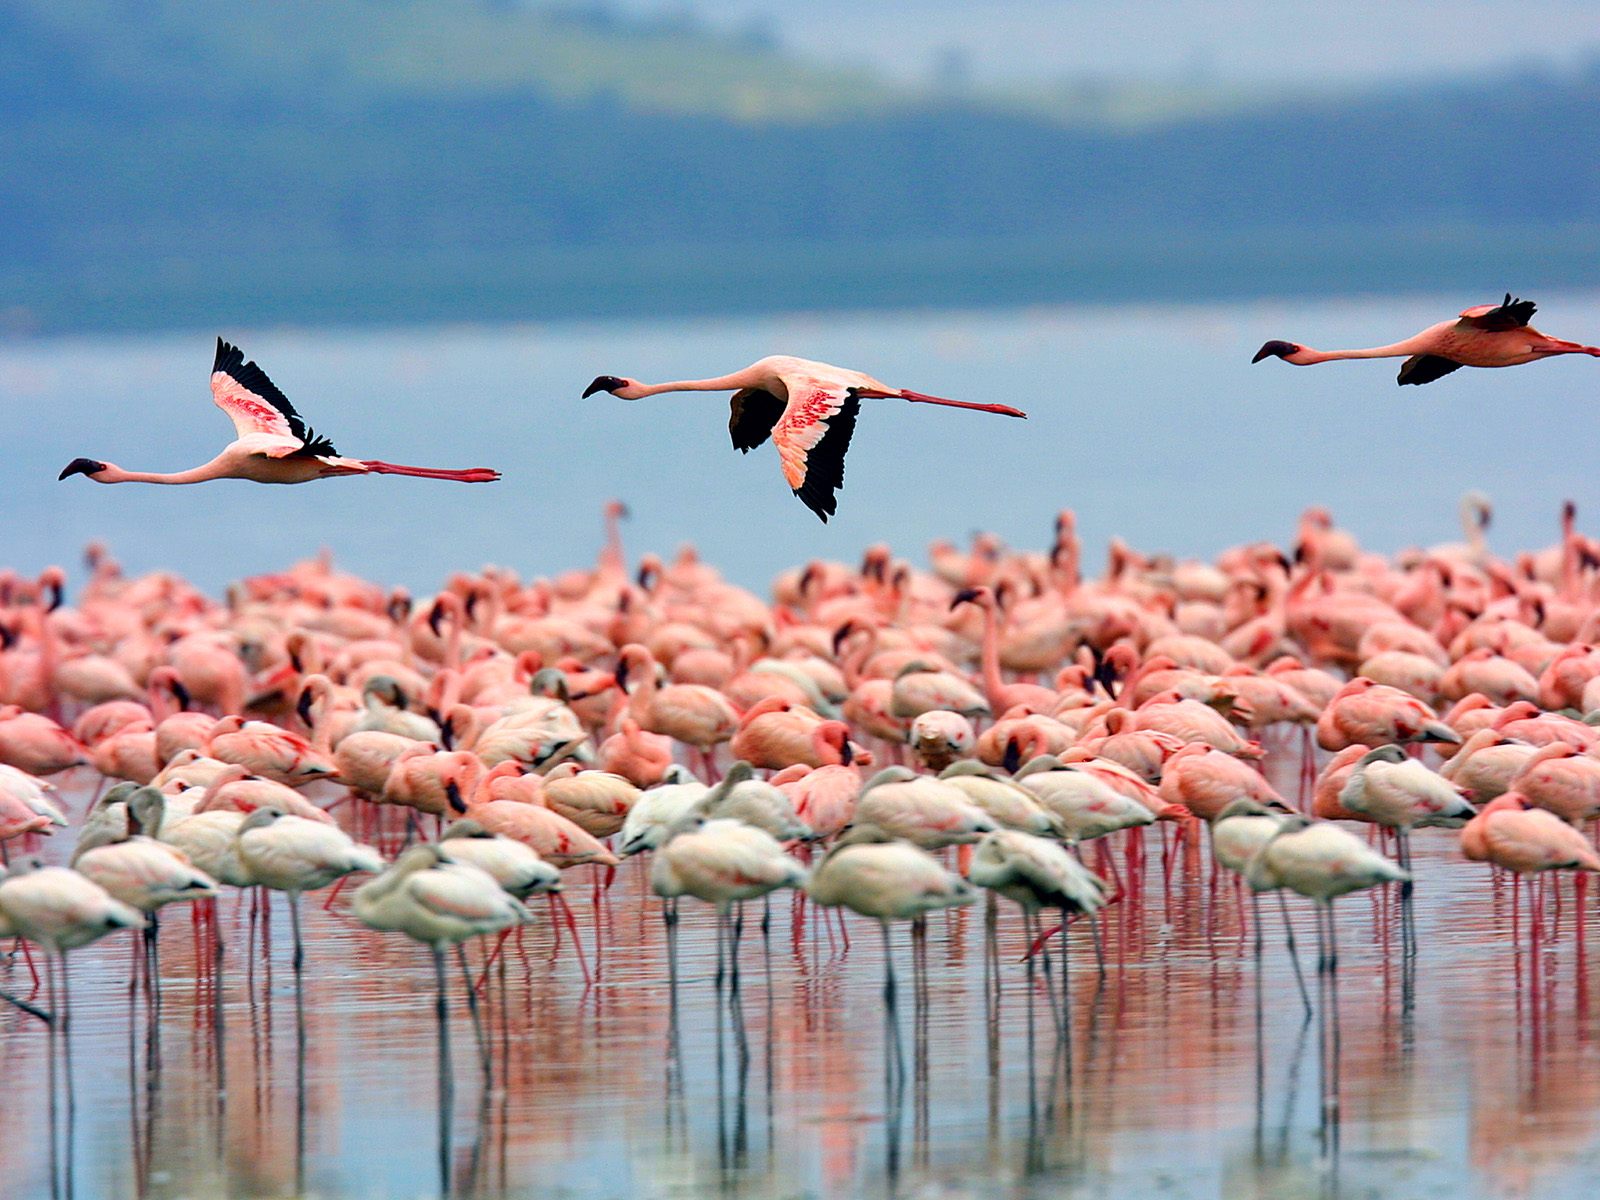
583, 356, 1026, 521
59, 339, 501, 486
1253, 295, 1600, 385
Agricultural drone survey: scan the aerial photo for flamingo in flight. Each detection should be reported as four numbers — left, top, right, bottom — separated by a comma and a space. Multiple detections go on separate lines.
583, 355, 1026, 521
59, 338, 501, 486
1253, 295, 1600, 385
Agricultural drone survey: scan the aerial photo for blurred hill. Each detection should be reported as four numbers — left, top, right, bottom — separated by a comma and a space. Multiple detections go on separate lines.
2, 0, 1599, 335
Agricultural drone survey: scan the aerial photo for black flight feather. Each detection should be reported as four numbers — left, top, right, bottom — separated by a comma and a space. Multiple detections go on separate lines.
213, 337, 339, 456
792, 394, 859, 524
728, 387, 785, 453
1463, 293, 1537, 332
1397, 353, 1465, 386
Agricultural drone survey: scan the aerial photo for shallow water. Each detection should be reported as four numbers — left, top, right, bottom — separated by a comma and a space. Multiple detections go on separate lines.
6, 290, 1600, 596
5, 751, 1600, 1200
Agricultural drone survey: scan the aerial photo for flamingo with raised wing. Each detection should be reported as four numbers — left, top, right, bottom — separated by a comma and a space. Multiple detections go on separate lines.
583, 356, 1025, 521
1253, 295, 1600, 385
59, 339, 501, 486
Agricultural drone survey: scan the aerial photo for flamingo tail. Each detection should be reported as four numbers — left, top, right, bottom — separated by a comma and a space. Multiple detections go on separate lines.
360, 461, 502, 483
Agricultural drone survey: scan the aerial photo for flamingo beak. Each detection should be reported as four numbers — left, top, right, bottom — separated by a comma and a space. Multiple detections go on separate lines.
840, 739, 854, 766
58, 458, 107, 481
583, 375, 627, 398
1002, 739, 1022, 774
446, 781, 466, 814
1252, 340, 1298, 364
296, 688, 315, 727
171, 679, 192, 711
950, 587, 981, 609
428, 601, 445, 636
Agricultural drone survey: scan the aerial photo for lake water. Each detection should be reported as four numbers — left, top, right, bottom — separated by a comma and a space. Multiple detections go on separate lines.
3, 751, 1599, 1200
4, 290, 1600, 595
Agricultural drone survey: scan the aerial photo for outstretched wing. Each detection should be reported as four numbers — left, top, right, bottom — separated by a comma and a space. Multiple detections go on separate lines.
771, 384, 860, 523
1459, 293, 1536, 331
210, 338, 339, 456
1397, 354, 1465, 386
728, 387, 785, 453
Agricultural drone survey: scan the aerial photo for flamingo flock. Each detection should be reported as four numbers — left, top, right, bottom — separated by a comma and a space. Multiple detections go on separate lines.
13, 448, 1600, 1174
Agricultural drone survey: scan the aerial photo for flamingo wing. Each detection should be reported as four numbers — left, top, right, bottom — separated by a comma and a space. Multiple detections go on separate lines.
1458, 294, 1536, 331
771, 384, 860, 523
728, 387, 786, 453
210, 338, 339, 456
1397, 354, 1464, 386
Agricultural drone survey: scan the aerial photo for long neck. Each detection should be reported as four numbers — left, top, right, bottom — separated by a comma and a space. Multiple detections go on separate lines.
100, 458, 231, 485
977, 601, 1006, 710
1295, 337, 1427, 364
636, 370, 762, 397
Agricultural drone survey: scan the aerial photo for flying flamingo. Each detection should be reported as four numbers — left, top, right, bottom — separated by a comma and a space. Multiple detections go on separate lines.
1252, 295, 1600, 385
58, 339, 501, 486
582, 356, 1026, 521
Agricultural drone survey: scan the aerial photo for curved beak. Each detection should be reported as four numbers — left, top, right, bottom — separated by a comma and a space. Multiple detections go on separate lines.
296, 688, 314, 727
1252, 340, 1298, 364
950, 587, 981, 610
58, 457, 107, 481
446, 780, 466, 814
583, 375, 627, 399
1002, 739, 1022, 774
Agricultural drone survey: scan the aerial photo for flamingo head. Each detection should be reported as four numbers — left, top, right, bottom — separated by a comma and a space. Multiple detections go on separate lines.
58, 457, 109, 482
583, 375, 644, 400
1251, 340, 1306, 365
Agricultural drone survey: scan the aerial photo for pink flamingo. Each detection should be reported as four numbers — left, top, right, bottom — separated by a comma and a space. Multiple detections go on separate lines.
59, 339, 501, 486
1253, 295, 1600, 385
583, 356, 1025, 521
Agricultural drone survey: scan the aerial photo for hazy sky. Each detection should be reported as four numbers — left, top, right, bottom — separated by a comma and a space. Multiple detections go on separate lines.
622, 1, 1600, 85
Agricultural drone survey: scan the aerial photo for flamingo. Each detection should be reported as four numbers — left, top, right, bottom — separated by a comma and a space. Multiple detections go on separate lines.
354, 843, 530, 1171
805, 826, 975, 1085
969, 829, 1109, 1018
583, 356, 1025, 521
0, 862, 145, 1066
1246, 816, 1408, 1141
618, 771, 712, 857
853, 766, 996, 849
651, 814, 807, 993
58, 338, 501, 486
1252, 295, 1600, 385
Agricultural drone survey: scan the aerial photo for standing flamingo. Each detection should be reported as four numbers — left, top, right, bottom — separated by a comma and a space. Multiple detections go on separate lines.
59, 339, 501, 486
1253, 295, 1600, 385
583, 356, 1025, 521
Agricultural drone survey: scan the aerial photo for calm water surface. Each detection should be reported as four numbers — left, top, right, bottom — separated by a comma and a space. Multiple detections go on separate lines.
5, 291, 1600, 592
4, 750, 1600, 1200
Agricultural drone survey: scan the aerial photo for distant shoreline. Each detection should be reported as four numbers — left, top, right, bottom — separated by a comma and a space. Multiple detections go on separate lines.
4, 224, 1598, 339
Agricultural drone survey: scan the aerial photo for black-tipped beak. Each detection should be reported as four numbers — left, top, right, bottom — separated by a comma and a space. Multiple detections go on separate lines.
440, 715, 456, 751
831, 622, 856, 656
1002, 739, 1021, 774
613, 658, 630, 691
1252, 340, 1297, 364
58, 458, 106, 481
171, 679, 192, 711
428, 600, 445, 636
45, 581, 63, 612
446, 781, 466, 814
950, 587, 981, 610
583, 375, 627, 399
840, 739, 854, 766
296, 688, 314, 727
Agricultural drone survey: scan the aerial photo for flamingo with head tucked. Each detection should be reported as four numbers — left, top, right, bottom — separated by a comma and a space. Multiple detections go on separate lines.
59, 339, 501, 486
1253, 295, 1600, 385
583, 356, 1025, 521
